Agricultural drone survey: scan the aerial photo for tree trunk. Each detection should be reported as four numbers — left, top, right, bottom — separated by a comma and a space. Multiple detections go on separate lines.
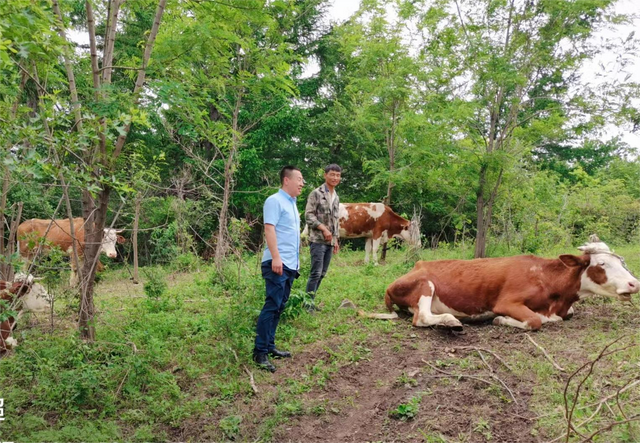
474, 165, 503, 258
79, 187, 111, 341
132, 194, 141, 283
214, 91, 243, 268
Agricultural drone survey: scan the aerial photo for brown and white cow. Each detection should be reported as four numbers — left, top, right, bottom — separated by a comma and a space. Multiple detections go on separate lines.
339, 203, 421, 264
0, 276, 35, 352
17, 218, 125, 284
381, 238, 639, 331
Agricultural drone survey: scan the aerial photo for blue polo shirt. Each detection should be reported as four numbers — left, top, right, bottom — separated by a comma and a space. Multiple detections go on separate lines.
262, 189, 300, 270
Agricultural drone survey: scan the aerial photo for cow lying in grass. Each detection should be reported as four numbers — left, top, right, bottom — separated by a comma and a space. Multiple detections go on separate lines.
378, 237, 639, 331
0, 273, 50, 352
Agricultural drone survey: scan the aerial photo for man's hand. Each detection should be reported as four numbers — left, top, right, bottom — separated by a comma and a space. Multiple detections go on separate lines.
333, 242, 340, 254
321, 226, 333, 242
271, 256, 283, 275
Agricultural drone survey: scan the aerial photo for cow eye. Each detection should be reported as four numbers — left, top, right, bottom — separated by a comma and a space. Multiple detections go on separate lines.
597, 261, 605, 266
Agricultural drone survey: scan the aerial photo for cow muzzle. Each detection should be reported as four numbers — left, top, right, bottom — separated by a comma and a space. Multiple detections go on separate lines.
616, 280, 640, 301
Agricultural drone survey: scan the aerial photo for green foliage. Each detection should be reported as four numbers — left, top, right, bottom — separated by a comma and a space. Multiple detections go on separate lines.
389, 395, 421, 421
143, 269, 168, 299
281, 290, 314, 321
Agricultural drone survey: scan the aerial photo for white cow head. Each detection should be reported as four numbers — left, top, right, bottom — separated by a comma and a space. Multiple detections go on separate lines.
101, 228, 124, 258
13, 273, 50, 312
576, 237, 639, 301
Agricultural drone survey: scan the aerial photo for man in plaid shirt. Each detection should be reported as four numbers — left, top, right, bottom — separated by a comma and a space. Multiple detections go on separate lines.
304, 164, 342, 311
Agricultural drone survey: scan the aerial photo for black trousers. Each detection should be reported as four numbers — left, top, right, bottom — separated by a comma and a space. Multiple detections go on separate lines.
305, 242, 333, 297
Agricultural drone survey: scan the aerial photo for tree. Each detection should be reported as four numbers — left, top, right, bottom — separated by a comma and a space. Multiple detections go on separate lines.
410, 0, 633, 257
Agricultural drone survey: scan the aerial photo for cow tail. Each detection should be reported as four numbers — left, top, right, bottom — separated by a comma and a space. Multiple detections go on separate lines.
357, 291, 399, 320
385, 289, 394, 312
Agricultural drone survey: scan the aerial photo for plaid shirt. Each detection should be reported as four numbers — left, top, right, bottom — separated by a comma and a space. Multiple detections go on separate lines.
304, 184, 340, 246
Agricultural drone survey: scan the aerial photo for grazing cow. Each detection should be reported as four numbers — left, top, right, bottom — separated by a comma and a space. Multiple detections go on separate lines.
338, 203, 421, 264
0, 277, 35, 351
381, 237, 639, 331
17, 218, 125, 284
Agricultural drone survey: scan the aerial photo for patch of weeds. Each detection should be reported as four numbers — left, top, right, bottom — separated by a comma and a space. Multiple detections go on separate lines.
417, 427, 448, 442
280, 400, 303, 416
389, 395, 421, 421
395, 371, 418, 387
310, 403, 326, 416
473, 417, 492, 440
281, 290, 313, 321
171, 253, 201, 272
219, 415, 242, 440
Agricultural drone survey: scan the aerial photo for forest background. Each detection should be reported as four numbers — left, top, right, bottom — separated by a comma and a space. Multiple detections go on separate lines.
1, 1, 640, 441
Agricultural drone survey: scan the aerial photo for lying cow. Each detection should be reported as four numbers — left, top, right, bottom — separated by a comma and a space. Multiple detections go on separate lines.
0, 276, 35, 351
17, 217, 125, 285
339, 203, 420, 264
381, 237, 639, 330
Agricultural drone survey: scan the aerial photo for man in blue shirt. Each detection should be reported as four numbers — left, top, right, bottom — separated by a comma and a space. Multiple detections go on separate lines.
253, 165, 304, 372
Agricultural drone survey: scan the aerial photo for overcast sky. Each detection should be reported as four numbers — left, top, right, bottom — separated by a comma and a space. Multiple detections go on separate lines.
318, 0, 640, 151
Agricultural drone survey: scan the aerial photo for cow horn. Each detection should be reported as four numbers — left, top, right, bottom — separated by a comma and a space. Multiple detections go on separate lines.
115, 229, 124, 233
33, 277, 45, 281
589, 234, 600, 243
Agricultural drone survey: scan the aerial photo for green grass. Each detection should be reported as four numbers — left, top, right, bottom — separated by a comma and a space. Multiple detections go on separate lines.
1, 242, 639, 441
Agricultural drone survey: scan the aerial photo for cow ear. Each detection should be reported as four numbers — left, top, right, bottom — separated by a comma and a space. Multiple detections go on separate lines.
117, 235, 126, 244
559, 254, 588, 268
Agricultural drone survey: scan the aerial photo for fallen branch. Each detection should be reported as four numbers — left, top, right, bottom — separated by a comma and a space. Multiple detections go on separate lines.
525, 333, 565, 372
231, 348, 258, 395
244, 365, 258, 394
422, 359, 517, 403
454, 346, 513, 371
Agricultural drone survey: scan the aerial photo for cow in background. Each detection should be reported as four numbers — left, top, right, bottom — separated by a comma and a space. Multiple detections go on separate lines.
339, 203, 421, 264
381, 237, 639, 331
17, 218, 125, 285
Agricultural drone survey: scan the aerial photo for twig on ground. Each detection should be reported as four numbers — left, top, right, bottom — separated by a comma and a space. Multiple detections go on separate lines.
525, 333, 565, 372
562, 336, 635, 443
231, 348, 258, 395
244, 365, 258, 394
454, 346, 513, 371
423, 359, 517, 403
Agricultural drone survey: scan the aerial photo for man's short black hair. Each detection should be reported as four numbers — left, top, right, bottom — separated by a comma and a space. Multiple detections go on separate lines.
325, 164, 342, 174
280, 165, 301, 185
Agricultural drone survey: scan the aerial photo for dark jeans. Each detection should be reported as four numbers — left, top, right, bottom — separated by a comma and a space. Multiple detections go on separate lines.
305, 242, 333, 297
254, 261, 297, 355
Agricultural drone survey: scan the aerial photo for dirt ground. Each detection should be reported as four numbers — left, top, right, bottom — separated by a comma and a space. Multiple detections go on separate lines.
175, 301, 637, 443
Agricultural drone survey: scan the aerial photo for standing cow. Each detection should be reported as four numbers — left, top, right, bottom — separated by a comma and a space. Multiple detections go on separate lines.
17, 218, 124, 285
338, 203, 420, 264
381, 237, 638, 330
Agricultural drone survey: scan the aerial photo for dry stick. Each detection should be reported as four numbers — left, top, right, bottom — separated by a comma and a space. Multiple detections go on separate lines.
454, 346, 513, 372
563, 337, 631, 443
525, 333, 565, 372
423, 359, 518, 404
477, 349, 493, 373
231, 349, 258, 395
577, 415, 640, 443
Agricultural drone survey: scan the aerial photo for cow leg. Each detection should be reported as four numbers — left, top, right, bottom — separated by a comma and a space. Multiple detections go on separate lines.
413, 295, 463, 330
537, 313, 563, 324
562, 306, 575, 320
370, 237, 381, 265
492, 303, 543, 331
364, 239, 372, 264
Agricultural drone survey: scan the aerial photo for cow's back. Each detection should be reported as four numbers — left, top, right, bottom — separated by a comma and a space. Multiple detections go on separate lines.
17, 218, 86, 257
339, 203, 402, 239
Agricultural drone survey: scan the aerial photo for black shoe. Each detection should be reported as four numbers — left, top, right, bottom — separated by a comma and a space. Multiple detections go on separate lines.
269, 348, 292, 359
253, 352, 276, 372
305, 303, 321, 313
